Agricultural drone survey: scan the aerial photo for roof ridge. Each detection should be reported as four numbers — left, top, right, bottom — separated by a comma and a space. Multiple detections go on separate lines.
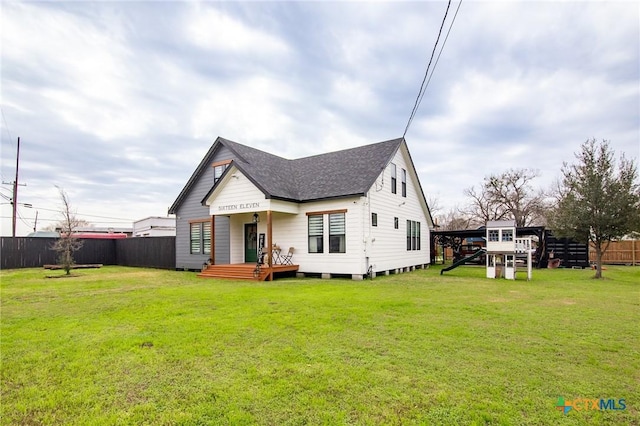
291, 137, 404, 162
219, 137, 289, 165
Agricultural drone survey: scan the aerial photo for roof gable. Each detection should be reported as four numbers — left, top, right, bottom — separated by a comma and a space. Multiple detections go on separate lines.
168, 138, 226, 214
292, 138, 403, 202
203, 165, 267, 210
397, 141, 435, 228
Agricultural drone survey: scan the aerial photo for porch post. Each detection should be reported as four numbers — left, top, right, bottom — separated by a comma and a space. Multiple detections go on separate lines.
267, 210, 273, 281
210, 215, 215, 265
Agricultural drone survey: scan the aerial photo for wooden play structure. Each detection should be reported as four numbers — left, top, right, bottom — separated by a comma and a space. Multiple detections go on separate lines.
485, 220, 534, 280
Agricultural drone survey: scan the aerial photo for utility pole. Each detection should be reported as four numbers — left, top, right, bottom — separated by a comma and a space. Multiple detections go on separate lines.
12, 137, 20, 237
2, 137, 25, 237
33, 210, 38, 232
2, 137, 29, 237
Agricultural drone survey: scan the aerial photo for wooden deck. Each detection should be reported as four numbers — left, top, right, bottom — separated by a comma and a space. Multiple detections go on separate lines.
198, 263, 299, 281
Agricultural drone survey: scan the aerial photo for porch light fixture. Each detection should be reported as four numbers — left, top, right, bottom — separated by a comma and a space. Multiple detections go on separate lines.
252, 213, 260, 223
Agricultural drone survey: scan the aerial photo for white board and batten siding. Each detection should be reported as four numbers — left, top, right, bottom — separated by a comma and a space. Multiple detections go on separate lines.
367, 144, 431, 273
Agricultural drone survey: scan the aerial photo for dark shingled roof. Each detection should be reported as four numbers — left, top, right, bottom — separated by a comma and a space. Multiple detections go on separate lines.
169, 136, 408, 213
290, 138, 403, 201
205, 137, 404, 203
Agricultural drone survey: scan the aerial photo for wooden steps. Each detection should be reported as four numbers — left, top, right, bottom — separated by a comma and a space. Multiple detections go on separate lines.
198, 263, 298, 281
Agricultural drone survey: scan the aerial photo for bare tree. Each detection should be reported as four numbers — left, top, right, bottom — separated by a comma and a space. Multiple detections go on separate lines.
51, 187, 84, 275
463, 168, 548, 227
43, 218, 91, 232
550, 139, 640, 278
427, 195, 442, 217
462, 185, 507, 226
435, 207, 475, 231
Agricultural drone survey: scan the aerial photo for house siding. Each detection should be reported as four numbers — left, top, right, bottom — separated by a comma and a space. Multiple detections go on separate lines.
367, 145, 431, 273
209, 169, 268, 214
223, 198, 364, 274
255, 197, 366, 275
174, 145, 235, 270
299, 198, 364, 275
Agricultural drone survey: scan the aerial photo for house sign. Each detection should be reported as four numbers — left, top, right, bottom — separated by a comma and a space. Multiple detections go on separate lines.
217, 202, 261, 212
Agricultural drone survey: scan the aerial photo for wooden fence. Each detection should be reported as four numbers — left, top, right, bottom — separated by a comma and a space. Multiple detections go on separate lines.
590, 240, 639, 265
1, 237, 175, 270
115, 237, 175, 269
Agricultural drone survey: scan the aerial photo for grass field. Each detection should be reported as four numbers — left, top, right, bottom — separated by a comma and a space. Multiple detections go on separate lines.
1, 265, 638, 425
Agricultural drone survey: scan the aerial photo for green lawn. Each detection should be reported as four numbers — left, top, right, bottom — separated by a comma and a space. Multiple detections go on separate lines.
1, 265, 638, 425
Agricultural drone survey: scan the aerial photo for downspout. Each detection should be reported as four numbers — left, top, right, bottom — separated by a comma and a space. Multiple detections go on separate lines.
365, 190, 373, 278
363, 192, 369, 277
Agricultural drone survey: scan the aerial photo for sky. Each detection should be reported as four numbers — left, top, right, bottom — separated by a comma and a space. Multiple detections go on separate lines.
1, 0, 639, 236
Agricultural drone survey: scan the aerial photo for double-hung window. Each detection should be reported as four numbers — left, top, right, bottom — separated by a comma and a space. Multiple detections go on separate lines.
190, 220, 211, 255
406, 220, 421, 251
501, 229, 513, 242
401, 169, 407, 197
329, 213, 346, 253
308, 215, 324, 253
390, 163, 397, 194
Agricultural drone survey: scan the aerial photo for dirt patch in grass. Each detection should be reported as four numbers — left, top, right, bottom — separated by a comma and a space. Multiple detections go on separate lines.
45, 274, 82, 279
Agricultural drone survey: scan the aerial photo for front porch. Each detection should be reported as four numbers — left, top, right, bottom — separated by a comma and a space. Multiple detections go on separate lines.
198, 263, 299, 281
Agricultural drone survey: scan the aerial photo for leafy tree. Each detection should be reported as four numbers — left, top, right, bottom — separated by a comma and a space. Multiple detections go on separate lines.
51, 187, 84, 275
551, 139, 640, 278
463, 168, 548, 227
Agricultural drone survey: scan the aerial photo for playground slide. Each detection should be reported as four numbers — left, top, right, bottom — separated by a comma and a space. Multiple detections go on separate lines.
440, 249, 487, 275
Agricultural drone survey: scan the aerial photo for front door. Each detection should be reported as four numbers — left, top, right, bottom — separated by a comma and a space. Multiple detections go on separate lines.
244, 223, 257, 263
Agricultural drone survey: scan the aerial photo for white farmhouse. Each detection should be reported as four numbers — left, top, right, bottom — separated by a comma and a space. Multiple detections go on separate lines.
169, 137, 434, 280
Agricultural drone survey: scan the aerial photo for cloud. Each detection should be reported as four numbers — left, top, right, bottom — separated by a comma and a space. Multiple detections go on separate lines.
185, 3, 290, 57
190, 75, 296, 143
1, 1, 638, 235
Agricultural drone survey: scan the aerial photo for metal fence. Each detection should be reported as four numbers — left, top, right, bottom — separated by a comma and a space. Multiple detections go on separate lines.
1, 237, 175, 270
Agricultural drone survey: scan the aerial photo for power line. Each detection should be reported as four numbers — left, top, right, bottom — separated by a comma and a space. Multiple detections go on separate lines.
0, 106, 15, 183
1, 215, 133, 224
16, 206, 32, 228
402, 0, 461, 138
414, 0, 463, 121
26, 206, 134, 221
403, 0, 452, 137
0, 107, 14, 146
